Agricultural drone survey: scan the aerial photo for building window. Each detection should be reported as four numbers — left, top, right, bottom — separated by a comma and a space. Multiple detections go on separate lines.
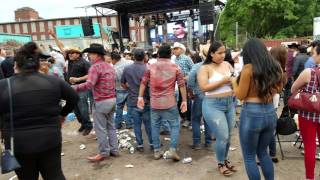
39, 22, 45, 32
111, 17, 117, 28
130, 30, 136, 42
74, 19, 80, 25
31, 22, 36, 32
6, 24, 12, 33
101, 17, 107, 26
14, 24, 20, 34
22, 23, 28, 33
92, 18, 98, 24
41, 34, 46, 40
0, 25, 4, 33
140, 29, 145, 42
56, 20, 61, 25
32, 35, 37, 41
65, 19, 70, 25
48, 21, 53, 29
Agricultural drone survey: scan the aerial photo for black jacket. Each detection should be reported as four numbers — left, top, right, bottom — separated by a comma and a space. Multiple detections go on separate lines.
0, 72, 79, 153
1, 56, 14, 78
293, 53, 309, 80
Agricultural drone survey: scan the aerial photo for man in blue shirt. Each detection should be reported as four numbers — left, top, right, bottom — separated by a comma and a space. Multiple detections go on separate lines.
121, 49, 153, 152
305, 40, 320, 68
188, 61, 212, 149
173, 42, 193, 128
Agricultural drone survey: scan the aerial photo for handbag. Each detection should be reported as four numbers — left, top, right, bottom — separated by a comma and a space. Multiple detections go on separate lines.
276, 106, 298, 135
1, 78, 21, 174
288, 68, 320, 113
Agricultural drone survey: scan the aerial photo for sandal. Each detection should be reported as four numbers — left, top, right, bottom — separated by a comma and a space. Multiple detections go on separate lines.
225, 160, 237, 172
218, 164, 233, 177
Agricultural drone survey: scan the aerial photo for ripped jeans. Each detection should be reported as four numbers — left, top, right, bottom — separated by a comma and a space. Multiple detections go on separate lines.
202, 96, 236, 164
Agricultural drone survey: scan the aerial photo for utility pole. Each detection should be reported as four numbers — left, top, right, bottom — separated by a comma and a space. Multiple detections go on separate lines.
236, 21, 239, 50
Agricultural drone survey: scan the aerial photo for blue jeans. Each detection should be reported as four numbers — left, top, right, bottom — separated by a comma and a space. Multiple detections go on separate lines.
115, 90, 133, 129
191, 95, 211, 145
151, 106, 180, 151
130, 105, 153, 147
160, 120, 171, 132
87, 90, 94, 114
269, 132, 276, 157
239, 102, 277, 180
74, 91, 92, 129
202, 96, 235, 164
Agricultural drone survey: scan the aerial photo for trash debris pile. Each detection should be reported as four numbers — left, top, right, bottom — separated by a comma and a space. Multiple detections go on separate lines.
117, 129, 136, 154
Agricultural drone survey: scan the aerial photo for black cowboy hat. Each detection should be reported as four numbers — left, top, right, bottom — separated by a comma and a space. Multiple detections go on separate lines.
82, 43, 106, 55
288, 43, 299, 49
39, 52, 51, 59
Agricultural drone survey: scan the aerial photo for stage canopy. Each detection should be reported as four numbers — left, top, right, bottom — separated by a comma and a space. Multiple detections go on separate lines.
91, 0, 225, 15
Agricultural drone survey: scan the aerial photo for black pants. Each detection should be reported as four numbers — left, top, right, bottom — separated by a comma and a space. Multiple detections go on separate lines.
177, 89, 192, 122
14, 145, 65, 180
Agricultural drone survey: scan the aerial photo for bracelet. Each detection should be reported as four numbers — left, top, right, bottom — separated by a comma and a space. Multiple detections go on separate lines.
138, 97, 143, 100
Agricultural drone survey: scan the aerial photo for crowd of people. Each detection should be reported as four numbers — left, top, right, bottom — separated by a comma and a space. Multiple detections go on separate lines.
0, 29, 320, 180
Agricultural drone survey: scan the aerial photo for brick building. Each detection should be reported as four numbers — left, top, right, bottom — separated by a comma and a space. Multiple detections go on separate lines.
0, 7, 159, 49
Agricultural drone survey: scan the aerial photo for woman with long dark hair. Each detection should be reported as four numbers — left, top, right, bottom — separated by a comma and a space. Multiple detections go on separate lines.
291, 43, 320, 180
0, 42, 78, 179
232, 38, 284, 180
268, 46, 288, 163
198, 41, 236, 176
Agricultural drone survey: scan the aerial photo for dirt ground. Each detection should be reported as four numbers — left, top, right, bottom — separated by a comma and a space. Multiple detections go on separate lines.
3, 118, 320, 180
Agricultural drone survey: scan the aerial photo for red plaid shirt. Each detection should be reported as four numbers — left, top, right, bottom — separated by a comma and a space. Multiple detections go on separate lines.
300, 67, 320, 122
141, 58, 185, 109
74, 60, 116, 102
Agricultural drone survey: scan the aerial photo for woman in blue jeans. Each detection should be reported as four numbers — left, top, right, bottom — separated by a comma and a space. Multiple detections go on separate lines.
232, 38, 284, 180
198, 41, 236, 176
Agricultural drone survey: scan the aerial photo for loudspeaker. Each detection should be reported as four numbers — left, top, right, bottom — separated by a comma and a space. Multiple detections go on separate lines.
119, 13, 130, 38
199, 0, 215, 25
81, 17, 94, 36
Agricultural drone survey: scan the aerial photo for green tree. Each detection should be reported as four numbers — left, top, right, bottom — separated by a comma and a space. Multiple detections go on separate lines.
218, 0, 320, 47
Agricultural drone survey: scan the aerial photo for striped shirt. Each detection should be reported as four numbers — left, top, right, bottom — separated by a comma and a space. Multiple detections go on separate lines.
74, 60, 116, 102
300, 67, 320, 122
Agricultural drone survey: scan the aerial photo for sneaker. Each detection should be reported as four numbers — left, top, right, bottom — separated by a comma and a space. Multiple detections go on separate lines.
136, 146, 144, 152
82, 128, 93, 136
271, 156, 279, 163
204, 143, 212, 151
168, 149, 180, 161
190, 144, 201, 150
87, 154, 107, 162
182, 121, 190, 128
160, 131, 170, 135
78, 126, 85, 133
154, 151, 164, 160
110, 151, 120, 157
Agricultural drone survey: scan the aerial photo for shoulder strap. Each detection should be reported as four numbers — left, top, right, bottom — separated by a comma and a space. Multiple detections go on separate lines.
6, 78, 15, 155
314, 68, 320, 92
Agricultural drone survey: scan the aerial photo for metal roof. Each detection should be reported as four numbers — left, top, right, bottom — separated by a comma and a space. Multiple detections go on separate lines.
91, 0, 225, 15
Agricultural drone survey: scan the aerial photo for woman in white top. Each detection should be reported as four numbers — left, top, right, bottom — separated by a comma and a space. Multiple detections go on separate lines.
198, 41, 236, 176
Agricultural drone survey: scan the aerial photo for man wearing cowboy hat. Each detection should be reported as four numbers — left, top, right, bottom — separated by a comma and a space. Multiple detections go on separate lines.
49, 29, 93, 136
73, 43, 119, 162
172, 42, 193, 128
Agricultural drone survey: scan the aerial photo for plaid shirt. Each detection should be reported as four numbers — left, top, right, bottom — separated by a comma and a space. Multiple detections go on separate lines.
174, 54, 194, 77
300, 67, 320, 122
141, 58, 185, 109
74, 60, 116, 102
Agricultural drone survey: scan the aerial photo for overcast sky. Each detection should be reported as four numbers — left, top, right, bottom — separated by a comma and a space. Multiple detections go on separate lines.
0, 0, 112, 23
